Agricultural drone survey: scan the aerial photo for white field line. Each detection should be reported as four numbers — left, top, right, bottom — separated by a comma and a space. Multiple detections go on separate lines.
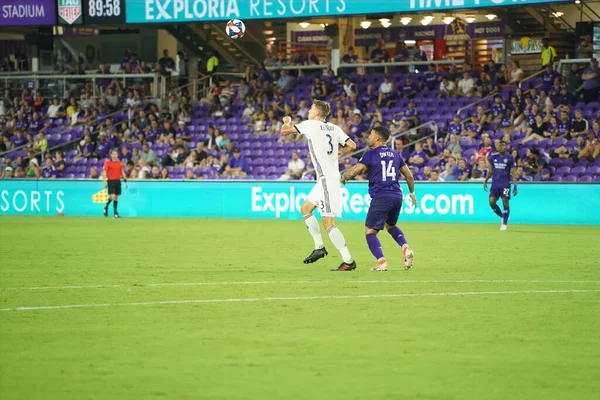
2, 289, 600, 312
1, 280, 600, 291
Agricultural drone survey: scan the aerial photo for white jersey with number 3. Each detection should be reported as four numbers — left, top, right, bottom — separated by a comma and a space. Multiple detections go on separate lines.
294, 119, 350, 179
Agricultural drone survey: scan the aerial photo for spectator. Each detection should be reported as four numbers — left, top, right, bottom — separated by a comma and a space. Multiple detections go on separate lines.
33, 132, 48, 153
457, 72, 475, 97
158, 49, 175, 73
456, 158, 470, 181
278, 152, 305, 180
77, 134, 95, 159
412, 44, 427, 61
523, 148, 546, 177
571, 109, 589, 138
540, 38, 557, 68
26, 158, 40, 178
370, 40, 389, 63
400, 76, 417, 98
421, 165, 432, 180
581, 58, 599, 103
469, 169, 484, 182
394, 100, 419, 130
447, 115, 464, 136
446, 135, 462, 157
475, 72, 494, 97
41, 158, 56, 179
342, 47, 358, 64
555, 86, 575, 107
394, 138, 410, 159
209, 95, 223, 117
342, 77, 357, 97
490, 94, 506, 122
408, 142, 426, 168
224, 148, 250, 176
423, 136, 439, 158
577, 34, 593, 59
138, 143, 157, 167
522, 114, 547, 143
185, 169, 196, 180
438, 76, 456, 98
1, 165, 13, 179
428, 170, 443, 182
507, 60, 524, 86
463, 114, 482, 139
276, 70, 294, 94
542, 64, 561, 92
377, 75, 394, 106
475, 135, 493, 162
160, 168, 169, 180
421, 64, 439, 91
311, 77, 327, 101
347, 111, 369, 142
150, 165, 161, 179
554, 110, 572, 139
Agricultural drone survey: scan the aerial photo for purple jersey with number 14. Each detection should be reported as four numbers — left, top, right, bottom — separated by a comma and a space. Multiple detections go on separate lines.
359, 146, 405, 199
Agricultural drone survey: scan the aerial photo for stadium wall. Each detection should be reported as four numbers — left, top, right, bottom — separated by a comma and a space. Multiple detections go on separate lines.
0, 180, 599, 225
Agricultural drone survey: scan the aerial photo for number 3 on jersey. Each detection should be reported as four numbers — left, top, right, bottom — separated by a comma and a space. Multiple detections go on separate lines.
381, 160, 396, 181
326, 134, 333, 155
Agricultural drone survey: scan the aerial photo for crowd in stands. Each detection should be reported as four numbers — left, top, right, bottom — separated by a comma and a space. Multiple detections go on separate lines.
0, 42, 599, 182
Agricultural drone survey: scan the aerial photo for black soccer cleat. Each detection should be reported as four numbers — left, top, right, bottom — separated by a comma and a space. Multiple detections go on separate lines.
331, 260, 357, 271
103, 207, 108, 217
303, 247, 328, 264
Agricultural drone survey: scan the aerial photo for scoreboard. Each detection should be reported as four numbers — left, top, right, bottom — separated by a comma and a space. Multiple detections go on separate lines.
83, 0, 126, 25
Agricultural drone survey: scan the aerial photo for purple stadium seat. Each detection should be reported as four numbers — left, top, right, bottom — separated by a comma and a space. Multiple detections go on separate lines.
549, 176, 562, 182
570, 166, 587, 177
553, 138, 567, 147
586, 166, 600, 176
578, 176, 593, 182
562, 175, 577, 182
555, 166, 571, 177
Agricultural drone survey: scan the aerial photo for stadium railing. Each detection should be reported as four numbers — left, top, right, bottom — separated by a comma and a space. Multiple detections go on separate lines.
338, 60, 464, 74
555, 58, 593, 77
455, 68, 546, 117
0, 73, 162, 99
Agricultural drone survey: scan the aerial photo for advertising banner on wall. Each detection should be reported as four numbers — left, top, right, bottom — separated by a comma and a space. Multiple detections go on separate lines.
125, 0, 570, 24
1, 180, 599, 226
291, 22, 504, 47
0, 0, 57, 27
57, 0, 83, 25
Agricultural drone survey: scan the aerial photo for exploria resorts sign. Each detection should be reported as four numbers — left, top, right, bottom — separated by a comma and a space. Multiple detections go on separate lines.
126, 0, 571, 23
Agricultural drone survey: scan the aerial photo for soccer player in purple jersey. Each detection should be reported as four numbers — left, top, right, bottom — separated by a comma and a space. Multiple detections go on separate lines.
484, 140, 518, 231
341, 126, 416, 271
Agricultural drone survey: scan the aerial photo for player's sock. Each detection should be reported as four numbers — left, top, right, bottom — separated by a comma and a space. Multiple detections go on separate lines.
366, 233, 385, 260
105, 199, 112, 208
326, 226, 353, 264
303, 213, 324, 249
491, 204, 502, 218
387, 226, 408, 247
113, 200, 118, 214
502, 205, 510, 225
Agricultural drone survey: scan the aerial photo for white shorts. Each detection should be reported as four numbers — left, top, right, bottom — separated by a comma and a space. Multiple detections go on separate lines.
307, 177, 342, 218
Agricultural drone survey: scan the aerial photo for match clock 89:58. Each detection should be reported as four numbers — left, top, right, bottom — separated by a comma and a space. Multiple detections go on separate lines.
83, 0, 126, 24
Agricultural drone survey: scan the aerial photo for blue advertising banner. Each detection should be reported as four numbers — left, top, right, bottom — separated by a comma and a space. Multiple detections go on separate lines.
1, 180, 599, 226
125, 0, 570, 24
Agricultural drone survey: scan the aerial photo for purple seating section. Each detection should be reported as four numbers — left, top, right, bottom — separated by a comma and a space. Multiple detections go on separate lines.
1, 72, 599, 181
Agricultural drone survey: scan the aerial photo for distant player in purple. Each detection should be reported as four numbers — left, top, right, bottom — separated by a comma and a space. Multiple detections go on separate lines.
341, 126, 416, 271
484, 140, 518, 231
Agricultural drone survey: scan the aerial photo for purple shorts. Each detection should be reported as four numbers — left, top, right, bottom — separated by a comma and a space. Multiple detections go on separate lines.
365, 196, 403, 231
489, 186, 511, 200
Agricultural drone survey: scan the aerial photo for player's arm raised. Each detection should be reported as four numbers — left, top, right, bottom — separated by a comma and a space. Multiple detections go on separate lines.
483, 162, 494, 192
280, 116, 297, 136
400, 165, 417, 205
341, 162, 367, 185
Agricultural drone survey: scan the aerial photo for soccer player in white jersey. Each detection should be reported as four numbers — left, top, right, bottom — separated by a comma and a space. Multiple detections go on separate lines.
280, 100, 359, 271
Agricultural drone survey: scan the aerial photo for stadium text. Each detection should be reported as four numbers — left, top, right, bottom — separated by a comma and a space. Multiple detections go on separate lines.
1, 5, 47, 18
250, 187, 474, 218
0, 190, 64, 213
141, 0, 346, 20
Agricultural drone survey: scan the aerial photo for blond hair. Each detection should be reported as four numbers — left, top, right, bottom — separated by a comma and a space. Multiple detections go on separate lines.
313, 100, 331, 119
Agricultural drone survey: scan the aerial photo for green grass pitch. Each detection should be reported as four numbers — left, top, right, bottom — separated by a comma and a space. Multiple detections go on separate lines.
1, 216, 599, 400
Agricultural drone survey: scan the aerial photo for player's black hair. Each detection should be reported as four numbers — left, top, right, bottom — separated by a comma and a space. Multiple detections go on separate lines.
372, 126, 390, 142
